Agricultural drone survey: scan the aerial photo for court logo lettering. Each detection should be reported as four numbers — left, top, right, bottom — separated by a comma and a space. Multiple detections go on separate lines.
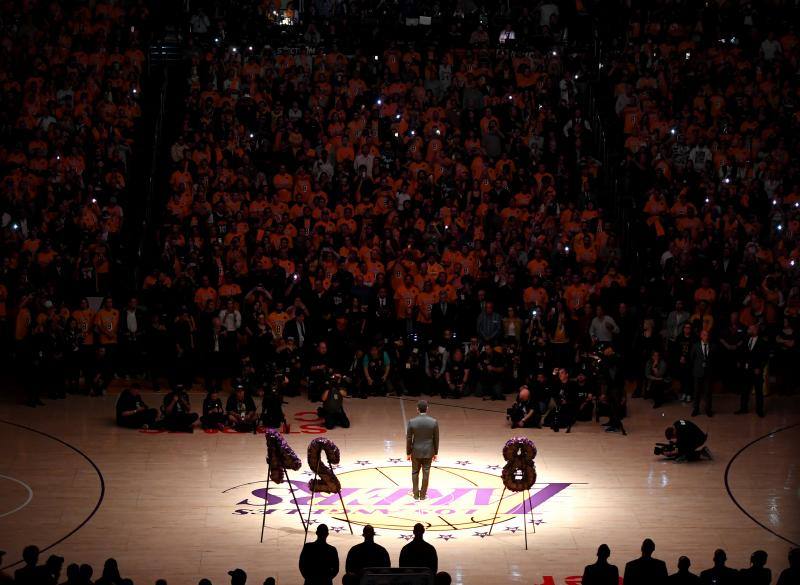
224, 463, 572, 532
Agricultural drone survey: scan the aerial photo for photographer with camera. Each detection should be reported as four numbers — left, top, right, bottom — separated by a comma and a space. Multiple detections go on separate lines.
275, 337, 303, 396
573, 372, 597, 422
308, 341, 333, 402
318, 373, 351, 429
507, 385, 540, 428
162, 384, 198, 432
363, 344, 392, 396
116, 384, 159, 429
545, 368, 576, 432
444, 347, 469, 398
655, 419, 712, 462
226, 385, 258, 432
201, 389, 226, 430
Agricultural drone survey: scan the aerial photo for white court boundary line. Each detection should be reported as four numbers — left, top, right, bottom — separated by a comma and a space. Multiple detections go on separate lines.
0, 474, 34, 518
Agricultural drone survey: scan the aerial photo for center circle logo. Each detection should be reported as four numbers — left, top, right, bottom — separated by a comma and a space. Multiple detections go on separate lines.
224, 464, 572, 532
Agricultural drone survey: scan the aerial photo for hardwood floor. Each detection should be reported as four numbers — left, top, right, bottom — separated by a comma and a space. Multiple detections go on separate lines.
1, 390, 798, 584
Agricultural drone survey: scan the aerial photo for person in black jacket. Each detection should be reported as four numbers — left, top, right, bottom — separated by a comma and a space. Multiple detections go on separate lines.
345, 525, 390, 577
507, 386, 540, 428
662, 419, 711, 462
318, 375, 350, 429
739, 550, 771, 585
13, 545, 43, 585
582, 544, 619, 585
776, 548, 799, 585
201, 389, 226, 430
689, 329, 716, 417
735, 325, 768, 417
225, 386, 257, 431
399, 523, 438, 575
623, 538, 668, 585
668, 556, 700, 584
162, 384, 198, 432
299, 524, 339, 585
116, 384, 158, 429
699, 549, 738, 585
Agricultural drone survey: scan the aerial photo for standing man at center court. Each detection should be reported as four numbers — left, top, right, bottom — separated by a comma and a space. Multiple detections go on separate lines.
406, 400, 439, 500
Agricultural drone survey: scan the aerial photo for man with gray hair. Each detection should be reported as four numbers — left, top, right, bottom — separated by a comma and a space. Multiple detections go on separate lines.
406, 400, 439, 500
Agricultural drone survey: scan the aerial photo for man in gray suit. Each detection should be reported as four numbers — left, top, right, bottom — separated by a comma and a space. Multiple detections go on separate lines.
406, 400, 439, 500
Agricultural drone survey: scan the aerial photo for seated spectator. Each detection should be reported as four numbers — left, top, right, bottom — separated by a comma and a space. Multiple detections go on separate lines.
116, 384, 159, 429
162, 384, 198, 432
507, 386, 540, 428
226, 386, 258, 432
202, 389, 227, 430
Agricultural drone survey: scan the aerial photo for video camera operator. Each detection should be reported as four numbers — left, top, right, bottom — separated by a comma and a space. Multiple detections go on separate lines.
318, 372, 351, 429
507, 385, 540, 428
656, 419, 712, 462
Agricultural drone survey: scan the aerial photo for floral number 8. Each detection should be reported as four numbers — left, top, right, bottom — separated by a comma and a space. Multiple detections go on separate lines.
501, 437, 537, 492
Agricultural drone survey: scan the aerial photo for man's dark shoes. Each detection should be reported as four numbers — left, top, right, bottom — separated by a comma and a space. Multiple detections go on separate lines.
734, 409, 747, 415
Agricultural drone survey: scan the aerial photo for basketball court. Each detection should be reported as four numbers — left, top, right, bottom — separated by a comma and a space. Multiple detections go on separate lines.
1, 391, 798, 584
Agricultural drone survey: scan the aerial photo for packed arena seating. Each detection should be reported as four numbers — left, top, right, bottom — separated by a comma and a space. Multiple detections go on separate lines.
0, 0, 797, 429
599, 0, 800, 398
0, 0, 150, 399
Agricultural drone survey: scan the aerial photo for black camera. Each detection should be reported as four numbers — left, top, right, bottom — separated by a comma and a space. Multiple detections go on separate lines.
654, 442, 672, 456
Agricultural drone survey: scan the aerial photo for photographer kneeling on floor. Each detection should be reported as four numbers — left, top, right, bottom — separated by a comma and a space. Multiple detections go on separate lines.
507, 385, 540, 428
655, 419, 712, 462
